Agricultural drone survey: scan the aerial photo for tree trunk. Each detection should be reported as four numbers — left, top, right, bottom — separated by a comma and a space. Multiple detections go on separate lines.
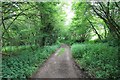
87, 18, 102, 40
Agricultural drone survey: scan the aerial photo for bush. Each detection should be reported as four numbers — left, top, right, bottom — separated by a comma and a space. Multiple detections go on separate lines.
2, 45, 36, 55
71, 44, 87, 58
71, 43, 119, 78
2, 45, 59, 78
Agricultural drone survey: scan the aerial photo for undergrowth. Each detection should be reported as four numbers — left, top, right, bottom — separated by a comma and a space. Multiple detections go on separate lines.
71, 43, 119, 78
2, 45, 59, 78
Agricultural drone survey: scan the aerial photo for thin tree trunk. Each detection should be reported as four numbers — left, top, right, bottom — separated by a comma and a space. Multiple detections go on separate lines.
87, 18, 102, 40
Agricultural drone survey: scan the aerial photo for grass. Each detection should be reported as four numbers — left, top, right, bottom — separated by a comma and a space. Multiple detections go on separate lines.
2, 45, 59, 78
57, 48, 65, 56
71, 43, 119, 78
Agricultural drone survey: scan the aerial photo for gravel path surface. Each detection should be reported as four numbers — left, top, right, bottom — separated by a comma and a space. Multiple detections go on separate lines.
31, 44, 89, 78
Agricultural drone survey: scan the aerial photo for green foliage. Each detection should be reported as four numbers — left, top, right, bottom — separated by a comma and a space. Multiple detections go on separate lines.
2, 45, 59, 78
69, 3, 90, 42
71, 44, 86, 58
71, 43, 119, 78
1, 2, 119, 79
2, 45, 36, 54
2, 2, 64, 47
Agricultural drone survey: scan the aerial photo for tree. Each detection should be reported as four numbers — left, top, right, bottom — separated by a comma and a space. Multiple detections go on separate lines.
90, 2, 120, 39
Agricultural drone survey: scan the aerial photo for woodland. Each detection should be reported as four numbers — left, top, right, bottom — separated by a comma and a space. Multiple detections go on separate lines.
1, 1, 120, 79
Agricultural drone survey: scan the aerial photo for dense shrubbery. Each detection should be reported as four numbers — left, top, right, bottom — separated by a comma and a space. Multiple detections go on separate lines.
71, 43, 119, 78
2, 45, 59, 78
2, 45, 36, 55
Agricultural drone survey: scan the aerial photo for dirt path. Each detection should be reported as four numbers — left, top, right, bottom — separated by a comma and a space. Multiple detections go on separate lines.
31, 44, 89, 78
